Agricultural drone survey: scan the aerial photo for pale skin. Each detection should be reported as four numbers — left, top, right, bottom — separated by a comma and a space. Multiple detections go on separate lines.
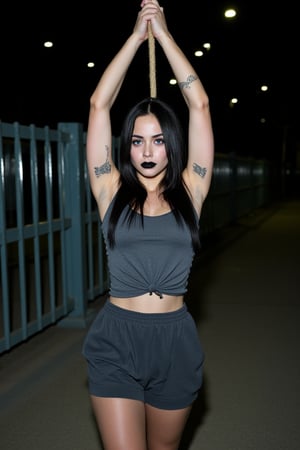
86, 1, 214, 448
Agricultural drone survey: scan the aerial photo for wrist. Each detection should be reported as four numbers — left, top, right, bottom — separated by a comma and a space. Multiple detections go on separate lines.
128, 32, 146, 51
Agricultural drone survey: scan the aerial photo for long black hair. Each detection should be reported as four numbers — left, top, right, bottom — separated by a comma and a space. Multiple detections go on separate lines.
107, 97, 200, 252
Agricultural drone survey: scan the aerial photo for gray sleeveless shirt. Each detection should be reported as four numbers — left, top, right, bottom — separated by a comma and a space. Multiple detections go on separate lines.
101, 199, 197, 298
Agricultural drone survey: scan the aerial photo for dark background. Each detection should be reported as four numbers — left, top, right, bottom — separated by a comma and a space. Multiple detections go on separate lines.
1, 0, 298, 161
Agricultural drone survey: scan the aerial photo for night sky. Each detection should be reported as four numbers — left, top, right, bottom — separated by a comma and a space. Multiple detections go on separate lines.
1, 1, 298, 162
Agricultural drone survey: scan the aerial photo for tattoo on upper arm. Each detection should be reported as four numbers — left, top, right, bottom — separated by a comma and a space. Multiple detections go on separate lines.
193, 163, 207, 178
94, 145, 111, 177
178, 74, 198, 90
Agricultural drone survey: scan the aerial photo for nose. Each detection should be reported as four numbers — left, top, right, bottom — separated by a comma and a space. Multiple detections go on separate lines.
143, 142, 153, 157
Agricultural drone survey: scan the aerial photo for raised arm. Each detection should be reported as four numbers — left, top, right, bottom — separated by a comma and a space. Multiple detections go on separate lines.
149, 0, 214, 213
86, 6, 153, 219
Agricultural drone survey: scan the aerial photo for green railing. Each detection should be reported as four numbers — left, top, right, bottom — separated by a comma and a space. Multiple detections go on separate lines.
0, 120, 276, 353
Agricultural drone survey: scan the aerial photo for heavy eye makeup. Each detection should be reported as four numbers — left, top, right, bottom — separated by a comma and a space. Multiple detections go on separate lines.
131, 134, 165, 146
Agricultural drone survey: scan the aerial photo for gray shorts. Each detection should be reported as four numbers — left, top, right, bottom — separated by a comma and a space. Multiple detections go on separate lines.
82, 301, 204, 410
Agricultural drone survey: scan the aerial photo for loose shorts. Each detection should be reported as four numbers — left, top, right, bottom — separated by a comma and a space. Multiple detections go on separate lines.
82, 300, 204, 410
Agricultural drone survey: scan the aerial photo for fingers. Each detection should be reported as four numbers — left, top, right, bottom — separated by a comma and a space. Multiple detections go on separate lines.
140, 0, 161, 18
141, 0, 160, 9
139, 1, 159, 21
138, 0, 166, 39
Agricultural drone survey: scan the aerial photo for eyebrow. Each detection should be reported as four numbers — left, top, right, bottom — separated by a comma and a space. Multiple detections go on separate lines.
132, 133, 163, 138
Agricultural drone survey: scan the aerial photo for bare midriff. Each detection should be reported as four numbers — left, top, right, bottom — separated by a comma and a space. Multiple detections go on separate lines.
109, 293, 184, 313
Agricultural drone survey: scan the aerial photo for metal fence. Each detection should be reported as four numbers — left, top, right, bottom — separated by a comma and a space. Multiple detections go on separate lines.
0, 120, 275, 354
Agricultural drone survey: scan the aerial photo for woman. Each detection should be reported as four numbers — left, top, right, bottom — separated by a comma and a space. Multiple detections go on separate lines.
82, 1, 214, 449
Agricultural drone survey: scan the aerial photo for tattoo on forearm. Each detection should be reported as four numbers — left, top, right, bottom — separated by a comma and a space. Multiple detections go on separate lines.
193, 163, 207, 178
94, 145, 111, 177
178, 74, 198, 90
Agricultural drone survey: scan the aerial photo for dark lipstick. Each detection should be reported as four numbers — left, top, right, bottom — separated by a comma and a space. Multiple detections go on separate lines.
141, 162, 156, 169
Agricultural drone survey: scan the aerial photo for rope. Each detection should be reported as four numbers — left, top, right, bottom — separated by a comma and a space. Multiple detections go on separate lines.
147, 23, 157, 98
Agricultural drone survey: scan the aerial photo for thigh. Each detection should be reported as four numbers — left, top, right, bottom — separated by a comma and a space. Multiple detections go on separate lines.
91, 396, 147, 450
145, 403, 192, 450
